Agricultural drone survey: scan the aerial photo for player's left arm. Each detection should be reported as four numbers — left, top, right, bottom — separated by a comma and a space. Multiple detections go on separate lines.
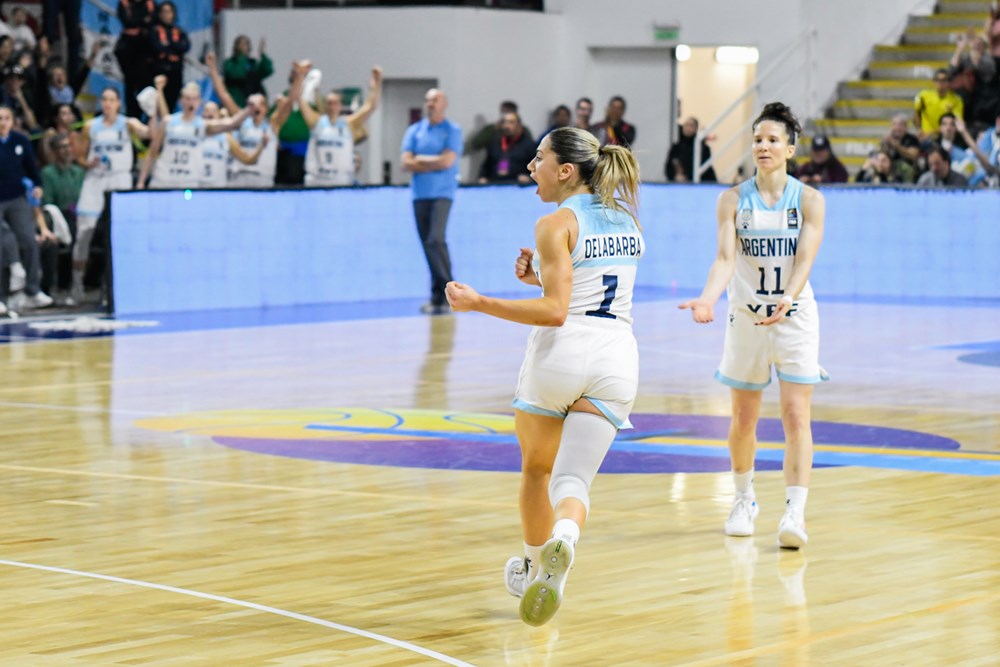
758, 186, 825, 326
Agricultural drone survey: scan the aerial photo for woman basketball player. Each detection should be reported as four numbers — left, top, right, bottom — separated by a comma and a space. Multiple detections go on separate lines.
679, 102, 827, 550
205, 53, 308, 188
446, 127, 643, 626
300, 66, 382, 187
73, 87, 152, 302
140, 80, 249, 190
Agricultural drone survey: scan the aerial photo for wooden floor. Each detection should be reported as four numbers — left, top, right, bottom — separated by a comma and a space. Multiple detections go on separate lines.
0, 298, 997, 666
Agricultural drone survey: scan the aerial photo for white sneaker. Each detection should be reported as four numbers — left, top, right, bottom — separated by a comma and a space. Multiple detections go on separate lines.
777, 506, 808, 549
505, 556, 529, 598
9, 262, 25, 293
724, 494, 759, 536
23, 291, 54, 309
519, 536, 574, 627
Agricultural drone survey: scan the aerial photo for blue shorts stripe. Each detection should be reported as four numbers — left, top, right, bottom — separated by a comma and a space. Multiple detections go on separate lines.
714, 370, 771, 390
511, 399, 565, 419
581, 397, 625, 429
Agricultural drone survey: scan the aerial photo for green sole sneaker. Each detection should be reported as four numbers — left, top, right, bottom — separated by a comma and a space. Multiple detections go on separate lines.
519, 537, 574, 627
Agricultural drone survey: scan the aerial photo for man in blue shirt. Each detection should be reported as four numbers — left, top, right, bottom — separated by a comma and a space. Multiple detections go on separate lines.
401, 88, 463, 315
0, 105, 52, 315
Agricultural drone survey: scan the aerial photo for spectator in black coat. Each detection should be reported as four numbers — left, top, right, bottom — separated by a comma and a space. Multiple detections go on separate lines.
149, 1, 189, 112
665, 117, 717, 182
115, 0, 156, 118
478, 111, 535, 184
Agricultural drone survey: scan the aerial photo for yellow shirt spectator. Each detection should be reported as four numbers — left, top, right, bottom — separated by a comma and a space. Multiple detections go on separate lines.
914, 70, 964, 135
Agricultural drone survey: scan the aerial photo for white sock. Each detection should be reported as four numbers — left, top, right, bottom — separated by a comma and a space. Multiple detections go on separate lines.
733, 469, 755, 497
552, 518, 581, 546
786, 486, 809, 513
524, 542, 543, 580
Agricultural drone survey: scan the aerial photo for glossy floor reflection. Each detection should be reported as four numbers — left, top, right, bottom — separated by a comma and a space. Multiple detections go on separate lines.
0, 297, 997, 666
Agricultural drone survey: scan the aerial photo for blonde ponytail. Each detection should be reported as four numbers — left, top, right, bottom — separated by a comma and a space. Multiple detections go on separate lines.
591, 144, 641, 229
546, 127, 642, 229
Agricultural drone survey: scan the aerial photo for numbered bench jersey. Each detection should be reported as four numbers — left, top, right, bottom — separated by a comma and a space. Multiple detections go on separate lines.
153, 114, 206, 185
539, 193, 644, 326
88, 115, 133, 174
731, 176, 814, 309
201, 133, 229, 187
306, 116, 354, 185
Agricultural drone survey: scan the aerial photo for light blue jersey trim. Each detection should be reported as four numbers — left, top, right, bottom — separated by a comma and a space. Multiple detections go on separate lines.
776, 369, 831, 384
739, 175, 803, 212
583, 397, 631, 430
714, 370, 771, 390
736, 228, 800, 238
575, 257, 640, 268
512, 399, 565, 419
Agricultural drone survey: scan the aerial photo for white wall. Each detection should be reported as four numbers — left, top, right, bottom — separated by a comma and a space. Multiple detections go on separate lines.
223, 0, 937, 183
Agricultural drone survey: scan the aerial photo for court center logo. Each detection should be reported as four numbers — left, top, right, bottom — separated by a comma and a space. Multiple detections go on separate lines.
133, 408, 991, 476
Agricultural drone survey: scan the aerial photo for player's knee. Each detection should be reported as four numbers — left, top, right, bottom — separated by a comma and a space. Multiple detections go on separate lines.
780, 405, 811, 433
521, 457, 552, 480
549, 473, 590, 514
730, 406, 758, 434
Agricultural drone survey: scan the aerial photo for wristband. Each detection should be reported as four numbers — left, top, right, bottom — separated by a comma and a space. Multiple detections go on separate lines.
779, 295, 794, 308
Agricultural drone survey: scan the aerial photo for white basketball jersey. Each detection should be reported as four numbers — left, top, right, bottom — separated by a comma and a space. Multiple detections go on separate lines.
730, 176, 814, 313
87, 115, 133, 174
201, 133, 229, 187
535, 193, 644, 326
306, 115, 354, 185
152, 113, 205, 186
234, 117, 277, 182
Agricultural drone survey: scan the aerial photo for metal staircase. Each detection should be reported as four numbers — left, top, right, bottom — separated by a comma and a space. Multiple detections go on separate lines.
808, 0, 991, 174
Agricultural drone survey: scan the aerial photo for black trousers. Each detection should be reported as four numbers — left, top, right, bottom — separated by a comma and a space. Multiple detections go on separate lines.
412, 198, 454, 306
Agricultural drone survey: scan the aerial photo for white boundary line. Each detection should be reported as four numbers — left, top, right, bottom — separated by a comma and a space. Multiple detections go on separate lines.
0, 559, 478, 667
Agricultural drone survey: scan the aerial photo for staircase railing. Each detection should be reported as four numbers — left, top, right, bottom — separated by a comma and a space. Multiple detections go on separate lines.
694, 27, 818, 183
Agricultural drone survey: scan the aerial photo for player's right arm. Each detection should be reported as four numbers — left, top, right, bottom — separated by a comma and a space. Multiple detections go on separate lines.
678, 187, 739, 323
514, 247, 541, 287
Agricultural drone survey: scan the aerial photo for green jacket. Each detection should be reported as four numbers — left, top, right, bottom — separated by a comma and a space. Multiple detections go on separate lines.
223, 53, 274, 108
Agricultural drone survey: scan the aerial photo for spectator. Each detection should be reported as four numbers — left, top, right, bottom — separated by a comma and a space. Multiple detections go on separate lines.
0, 104, 52, 314
914, 68, 964, 138
41, 132, 83, 227
883, 113, 921, 169
855, 148, 911, 184
467, 100, 519, 154
544, 104, 571, 136
950, 29, 996, 121
7, 7, 36, 52
796, 135, 848, 184
40, 102, 82, 164
115, 0, 156, 119
590, 95, 635, 147
916, 144, 969, 187
665, 116, 717, 182
223, 35, 273, 109
1, 63, 40, 133
0, 35, 13, 67
953, 115, 995, 186
977, 109, 1000, 184
929, 112, 987, 184
401, 88, 462, 315
573, 97, 593, 130
149, 1, 189, 112
301, 65, 382, 187
42, 0, 84, 78
43, 39, 99, 111
989, 4, 1000, 59
478, 111, 535, 184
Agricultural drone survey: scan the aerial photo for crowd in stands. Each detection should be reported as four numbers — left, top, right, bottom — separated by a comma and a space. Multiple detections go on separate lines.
1, 2, 999, 316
